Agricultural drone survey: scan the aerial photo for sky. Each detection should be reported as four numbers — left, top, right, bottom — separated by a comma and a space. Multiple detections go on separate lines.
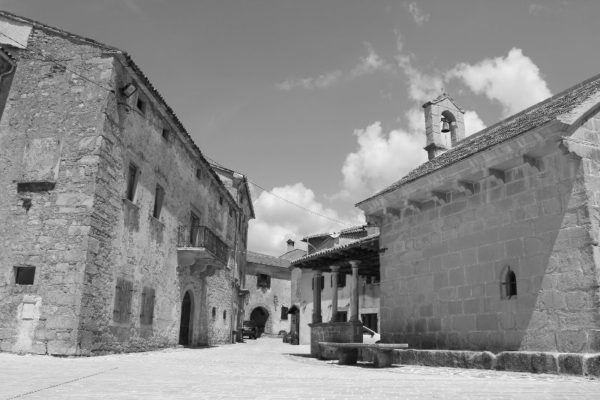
2, 0, 600, 255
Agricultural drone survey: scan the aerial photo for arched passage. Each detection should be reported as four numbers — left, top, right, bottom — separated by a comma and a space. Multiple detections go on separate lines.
179, 290, 193, 346
250, 306, 270, 336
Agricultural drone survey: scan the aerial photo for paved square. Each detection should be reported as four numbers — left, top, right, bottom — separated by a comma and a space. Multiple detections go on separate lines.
1, 338, 599, 399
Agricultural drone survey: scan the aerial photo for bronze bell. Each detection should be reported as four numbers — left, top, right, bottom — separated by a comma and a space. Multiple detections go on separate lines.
441, 118, 450, 133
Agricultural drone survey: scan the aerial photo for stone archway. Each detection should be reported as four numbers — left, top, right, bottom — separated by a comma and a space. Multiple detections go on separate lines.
179, 290, 194, 345
250, 306, 270, 336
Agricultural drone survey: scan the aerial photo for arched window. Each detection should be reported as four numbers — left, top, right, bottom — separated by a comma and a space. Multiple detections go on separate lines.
501, 267, 517, 299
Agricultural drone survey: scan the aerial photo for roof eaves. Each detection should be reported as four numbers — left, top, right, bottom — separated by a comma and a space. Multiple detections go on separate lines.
291, 233, 379, 266
357, 71, 600, 207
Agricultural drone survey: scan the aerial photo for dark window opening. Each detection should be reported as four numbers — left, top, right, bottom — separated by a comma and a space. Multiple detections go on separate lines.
15, 266, 35, 285
257, 273, 271, 289
361, 313, 378, 332
17, 182, 56, 193
502, 268, 517, 299
211, 307, 216, 319
113, 278, 133, 323
223, 310, 227, 320
196, 168, 202, 180
140, 286, 155, 325
337, 311, 348, 322
126, 163, 138, 201
281, 306, 289, 320
190, 212, 201, 246
331, 273, 346, 288
153, 184, 165, 219
312, 275, 325, 291
136, 96, 146, 114
219, 196, 223, 206
161, 128, 170, 141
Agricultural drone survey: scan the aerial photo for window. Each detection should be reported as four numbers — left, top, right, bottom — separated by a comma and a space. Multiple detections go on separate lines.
14, 266, 35, 285
140, 286, 155, 325
113, 278, 133, 323
337, 311, 348, 322
161, 128, 170, 141
219, 196, 223, 206
361, 313, 378, 332
196, 168, 202, 180
223, 310, 227, 320
211, 307, 216, 319
502, 267, 517, 299
257, 274, 271, 289
126, 163, 139, 202
281, 306, 289, 320
153, 184, 165, 219
312, 275, 325, 291
190, 212, 201, 246
330, 273, 346, 288
136, 96, 146, 114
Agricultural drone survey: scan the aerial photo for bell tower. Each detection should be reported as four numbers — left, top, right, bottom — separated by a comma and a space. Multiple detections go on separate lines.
422, 92, 465, 160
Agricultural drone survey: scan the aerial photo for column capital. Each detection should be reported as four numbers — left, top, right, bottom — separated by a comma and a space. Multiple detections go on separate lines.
349, 260, 361, 269
329, 265, 340, 272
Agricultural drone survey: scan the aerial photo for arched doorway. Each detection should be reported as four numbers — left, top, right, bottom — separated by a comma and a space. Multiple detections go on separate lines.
250, 307, 269, 336
179, 291, 193, 345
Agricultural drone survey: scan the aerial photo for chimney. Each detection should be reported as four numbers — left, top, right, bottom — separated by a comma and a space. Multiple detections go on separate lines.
286, 239, 295, 252
422, 92, 465, 160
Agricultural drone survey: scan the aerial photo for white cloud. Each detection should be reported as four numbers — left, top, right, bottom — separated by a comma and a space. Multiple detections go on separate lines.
277, 43, 391, 91
276, 70, 343, 91
337, 121, 427, 200
404, 2, 430, 26
448, 48, 552, 117
464, 111, 486, 136
529, 1, 570, 16
395, 33, 444, 102
247, 183, 363, 256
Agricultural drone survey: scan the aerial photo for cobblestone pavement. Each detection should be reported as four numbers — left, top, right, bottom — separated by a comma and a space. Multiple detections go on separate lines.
1, 337, 599, 399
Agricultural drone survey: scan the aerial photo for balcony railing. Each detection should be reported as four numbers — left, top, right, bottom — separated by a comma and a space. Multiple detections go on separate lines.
177, 225, 229, 266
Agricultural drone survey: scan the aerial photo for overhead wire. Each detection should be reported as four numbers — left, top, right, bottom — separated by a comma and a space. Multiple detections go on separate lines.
0, 29, 356, 230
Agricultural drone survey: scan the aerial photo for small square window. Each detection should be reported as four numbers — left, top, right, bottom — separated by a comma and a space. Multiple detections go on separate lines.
257, 273, 271, 289
162, 128, 170, 141
15, 266, 35, 285
219, 196, 223, 206
196, 169, 202, 180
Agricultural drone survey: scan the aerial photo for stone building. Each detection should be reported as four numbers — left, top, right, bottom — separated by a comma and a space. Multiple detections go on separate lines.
290, 227, 380, 346
358, 84, 600, 353
244, 251, 292, 336
0, 11, 252, 355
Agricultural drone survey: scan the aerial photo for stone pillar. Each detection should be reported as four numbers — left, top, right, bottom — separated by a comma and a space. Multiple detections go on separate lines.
330, 265, 340, 322
349, 260, 360, 322
312, 270, 322, 323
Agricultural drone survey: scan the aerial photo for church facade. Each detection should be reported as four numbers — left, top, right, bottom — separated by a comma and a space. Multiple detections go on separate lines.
358, 82, 600, 353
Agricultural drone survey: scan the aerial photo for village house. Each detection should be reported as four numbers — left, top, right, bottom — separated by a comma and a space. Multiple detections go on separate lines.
0, 11, 252, 355
357, 82, 600, 353
289, 226, 380, 350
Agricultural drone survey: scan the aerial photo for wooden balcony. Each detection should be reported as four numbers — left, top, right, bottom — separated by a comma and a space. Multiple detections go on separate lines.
177, 225, 229, 274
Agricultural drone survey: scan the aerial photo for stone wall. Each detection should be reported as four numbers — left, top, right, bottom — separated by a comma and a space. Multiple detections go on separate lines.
309, 321, 362, 358
377, 119, 600, 353
244, 272, 291, 335
0, 18, 246, 354
0, 23, 113, 354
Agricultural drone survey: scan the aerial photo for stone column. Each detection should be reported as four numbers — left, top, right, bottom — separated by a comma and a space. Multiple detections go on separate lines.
330, 265, 340, 322
349, 260, 360, 322
312, 270, 322, 323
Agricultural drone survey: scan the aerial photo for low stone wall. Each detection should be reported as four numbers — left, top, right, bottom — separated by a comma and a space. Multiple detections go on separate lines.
377, 349, 600, 378
309, 321, 362, 359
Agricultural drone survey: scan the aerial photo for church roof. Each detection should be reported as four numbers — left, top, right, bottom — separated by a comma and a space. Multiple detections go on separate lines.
358, 72, 600, 206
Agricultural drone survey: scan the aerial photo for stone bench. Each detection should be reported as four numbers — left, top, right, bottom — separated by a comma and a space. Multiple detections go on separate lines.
318, 342, 408, 368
